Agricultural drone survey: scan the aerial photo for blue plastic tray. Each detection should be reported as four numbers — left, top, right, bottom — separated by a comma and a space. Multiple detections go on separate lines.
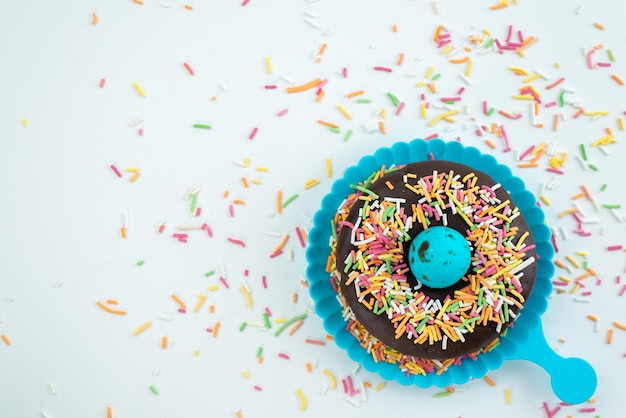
306, 138, 596, 404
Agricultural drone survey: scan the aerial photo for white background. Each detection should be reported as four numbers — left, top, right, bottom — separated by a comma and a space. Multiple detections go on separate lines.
1, 1, 625, 417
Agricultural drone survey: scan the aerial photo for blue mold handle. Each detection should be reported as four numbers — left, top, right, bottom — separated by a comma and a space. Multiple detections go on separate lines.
506, 319, 597, 404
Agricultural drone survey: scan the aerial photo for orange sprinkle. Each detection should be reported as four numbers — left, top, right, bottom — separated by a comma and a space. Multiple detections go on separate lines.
241, 177, 249, 188
318, 43, 328, 56
315, 90, 325, 102
106, 407, 112, 418
209, 304, 215, 313
612, 321, 626, 331
571, 192, 586, 200
171, 293, 186, 309
286, 78, 322, 93
271, 234, 290, 255
558, 208, 578, 218
288, 319, 304, 336
304, 338, 326, 346
491, 2, 508, 10
446, 386, 455, 393
594, 22, 605, 30
96, 301, 127, 315
434, 25, 442, 42
120, 227, 127, 239
161, 336, 168, 349
184, 4, 193, 10
574, 108, 585, 119
258, 356, 264, 364
223, 190, 230, 198
291, 292, 298, 304
378, 120, 386, 134
611, 74, 625, 86
587, 314, 598, 322
397, 52, 405, 66
233, 199, 246, 205
426, 83, 436, 93
346, 89, 365, 98
1, 334, 12, 346
317, 119, 339, 129
449, 56, 470, 64
553, 114, 559, 131
305, 362, 313, 373
132, 0, 144, 4
546, 77, 565, 90
106, 299, 119, 305
587, 267, 598, 276
392, 24, 398, 33
276, 190, 283, 214
483, 375, 497, 386
91, 13, 99, 25
213, 321, 221, 338
581, 185, 592, 200
606, 328, 614, 344
325, 334, 334, 341
485, 139, 496, 149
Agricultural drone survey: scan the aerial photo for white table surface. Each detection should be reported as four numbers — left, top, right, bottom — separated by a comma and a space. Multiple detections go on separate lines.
1, 1, 625, 417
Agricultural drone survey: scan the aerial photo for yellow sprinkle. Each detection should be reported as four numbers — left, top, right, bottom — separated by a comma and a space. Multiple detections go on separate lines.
22, 118, 28, 127
304, 179, 320, 189
465, 60, 473, 77
555, 62, 561, 69
193, 349, 200, 356
523, 73, 541, 83
255, 166, 269, 172
132, 82, 146, 97
508, 66, 529, 75
322, 369, 337, 389
296, 389, 307, 411
570, 283, 580, 294
505, 387, 512, 404
381, 108, 386, 119
193, 294, 207, 312
375, 382, 386, 391
428, 109, 460, 127
618, 117, 625, 131
265, 57, 272, 74
425, 66, 434, 79
273, 317, 286, 323
566, 255, 581, 268
325, 157, 332, 178
243, 370, 250, 379
513, 95, 535, 100
420, 103, 428, 119
336, 105, 353, 120
207, 284, 219, 291
539, 194, 551, 206
240, 285, 253, 308
575, 251, 588, 257
132, 321, 152, 336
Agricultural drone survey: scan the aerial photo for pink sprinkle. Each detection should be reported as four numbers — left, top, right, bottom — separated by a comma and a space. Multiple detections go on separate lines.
395, 102, 405, 116
205, 328, 212, 333
519, 145, 535, 160
278, 353, 290, 360
544, 101, 558, 108
506, 25, 513, 42
617, 275, 621, 284
517, 29, 524, 43
437, 39, 451, 48
110, 164, 123, 178
342, 67, 348, 77
228, 237, 246, 247
244, 269, 249, 277
270, 250, 283, 259
552, 280, 569, 286
315, 87, 323, 96
183, 62, 195, 75
248, 127, 258, 140
428, 152, 435, 160
253, 385, 262, 391
551, 233, 559, 253
99, 78, 106, 88
194, 207, 202, 216
424, 133, 438, 141
457, 87, 465, 95
178, 308, 186, 314
619, 284, 626, 296
264, 307, 271, 316
341, 378, 348, 393
229, 204, 235, 217
607, 244, 623, 251
596, 62, 611, 67
581, 291, 592, 296
206, 226, 213, 237
441, 96, 461, 102
261, 275, 268, 289
579, 407, 596, 413
547, 167, 565, 175
373, 66, 392, 72
138, 128, 143, 136
318, 79, 329, 88
277, 108, 288, 117
264, 85, 277, 89
219, 276, 230, 288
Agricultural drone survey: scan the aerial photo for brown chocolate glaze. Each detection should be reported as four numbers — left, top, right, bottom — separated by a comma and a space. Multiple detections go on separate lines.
336, 160, 537, 360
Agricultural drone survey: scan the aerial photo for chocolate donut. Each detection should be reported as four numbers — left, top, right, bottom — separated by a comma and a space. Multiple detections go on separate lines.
327, 160, 537, 371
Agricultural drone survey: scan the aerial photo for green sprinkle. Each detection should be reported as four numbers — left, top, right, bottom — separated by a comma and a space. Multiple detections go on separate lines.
484, 38, 495, 49
434, 391, 452, 398
431, 73, 441, 81
136, 260, 144, 266
205, 270, 215, 277
416, 316, 429, 333
343, 256, 353, 273
256, 346, 263, 358
387, 92, 400, 107
588, 163, 599, 171
193, 124, 212, 129
386, 257, 392, 274
282, 193, 299, 208
602, 203, 621, 209
558, 90, 565, 107
239, 321, 248, 332
328, 126, 341, 134
355, 98, 372, 104
343, 129, 354, 142
485, 340, 500, 352
447, 301, 460, 313
330, 219, 338, 240
190, 192, 199, 214
263, 313, 271, 329
580, 144, 588, 161
608, 49, 615, 62
600, 183, 608, 191
487, 107, 495, 117
460, 316, 482, 330
350, 184, 379, 199
583, 260, 589, 270
149, 385, 159, 395
274, 313, 308, 336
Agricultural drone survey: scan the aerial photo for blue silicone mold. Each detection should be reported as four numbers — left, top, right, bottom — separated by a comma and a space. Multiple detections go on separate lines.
306, 138, 597, 404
